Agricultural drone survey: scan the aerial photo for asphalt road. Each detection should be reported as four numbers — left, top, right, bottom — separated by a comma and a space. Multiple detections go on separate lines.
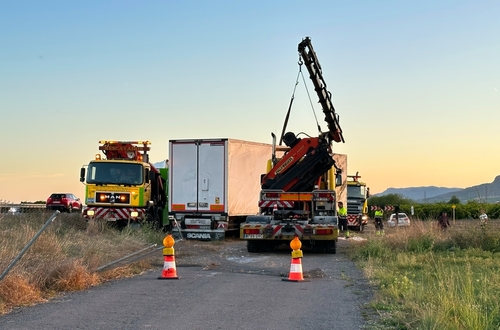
0, 238, 375, 330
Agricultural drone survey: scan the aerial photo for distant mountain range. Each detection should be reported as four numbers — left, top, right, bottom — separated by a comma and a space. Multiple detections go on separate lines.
376, 175, 500, 203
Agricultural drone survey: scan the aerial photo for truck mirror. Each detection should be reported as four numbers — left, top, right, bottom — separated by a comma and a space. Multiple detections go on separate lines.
366, 187, 370, 198
145, 169, 150, 183
271, 132, 276, 166
80, 168, 85, 182
335, 172, 342, 187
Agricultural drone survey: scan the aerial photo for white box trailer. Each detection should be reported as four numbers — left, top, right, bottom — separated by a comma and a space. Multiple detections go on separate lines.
169, 138, 272, 240
333, 153, 347, 206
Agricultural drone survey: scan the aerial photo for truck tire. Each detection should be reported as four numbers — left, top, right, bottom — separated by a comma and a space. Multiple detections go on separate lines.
113, 220, 128, 230
162, 221, 172, 233
325, 241, 336, 254
146, 207, 162, 230
312, 242, 325, 253
247, 240, 260, 253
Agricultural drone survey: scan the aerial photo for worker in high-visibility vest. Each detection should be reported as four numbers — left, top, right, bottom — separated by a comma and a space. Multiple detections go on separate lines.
374, 207, 384, 236
337, 201, 349, 239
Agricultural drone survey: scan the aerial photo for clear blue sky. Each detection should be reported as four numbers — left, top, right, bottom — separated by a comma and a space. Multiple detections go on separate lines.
1, 0, 499, 203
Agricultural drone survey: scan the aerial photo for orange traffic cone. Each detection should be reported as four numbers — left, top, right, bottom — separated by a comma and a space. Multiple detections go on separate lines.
282, 237, 310, 282
158, 234, 180, 280
282, 257, 309, 282
158, 254, 179, 280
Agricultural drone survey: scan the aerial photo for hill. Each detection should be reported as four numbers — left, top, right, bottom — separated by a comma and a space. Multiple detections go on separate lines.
422, 175, 500, 203
376, 186, 462, 201
376, 175, 500, 203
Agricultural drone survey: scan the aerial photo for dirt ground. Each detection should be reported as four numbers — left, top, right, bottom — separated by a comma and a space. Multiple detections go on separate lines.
166, 235, 364, 279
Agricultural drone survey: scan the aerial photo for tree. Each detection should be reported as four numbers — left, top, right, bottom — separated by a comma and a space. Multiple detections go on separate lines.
448, 195, 461, 205
368, 193, 413, 207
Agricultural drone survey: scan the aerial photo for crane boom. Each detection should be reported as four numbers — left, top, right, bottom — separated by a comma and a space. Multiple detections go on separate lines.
262, 37, 344, 192
298, 37, 344, 144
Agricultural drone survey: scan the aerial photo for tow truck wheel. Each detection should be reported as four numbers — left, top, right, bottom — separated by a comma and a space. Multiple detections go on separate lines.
146, 207, 162, 230
162, 221, 172, 233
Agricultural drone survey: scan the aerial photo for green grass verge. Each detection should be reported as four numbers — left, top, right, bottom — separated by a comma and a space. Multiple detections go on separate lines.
350, 222, 500, 329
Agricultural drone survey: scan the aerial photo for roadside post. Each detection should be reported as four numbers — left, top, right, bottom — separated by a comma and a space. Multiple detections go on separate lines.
452, 205, 456, 224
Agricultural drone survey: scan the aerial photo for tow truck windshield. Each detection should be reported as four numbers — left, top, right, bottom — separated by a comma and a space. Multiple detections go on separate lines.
347, 184, 366, 199
86, 162, 143, 185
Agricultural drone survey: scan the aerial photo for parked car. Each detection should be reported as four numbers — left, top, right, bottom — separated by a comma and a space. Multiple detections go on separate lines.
8, 207, 21, 215
46, 193, 82, 213
387, 213, 411, 227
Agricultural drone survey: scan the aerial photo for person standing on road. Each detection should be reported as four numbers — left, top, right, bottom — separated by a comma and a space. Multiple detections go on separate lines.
374, 207, 384, 236
337, 201, 349, 239
479, 209, 488, 229
437, 211, 450, 230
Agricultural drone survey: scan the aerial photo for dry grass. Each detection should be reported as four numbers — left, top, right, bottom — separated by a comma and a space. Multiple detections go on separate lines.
0, 275, 43, 314
0, 212, 165, 314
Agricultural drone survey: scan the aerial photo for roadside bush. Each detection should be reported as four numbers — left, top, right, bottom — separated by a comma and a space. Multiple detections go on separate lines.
449, 226, 500, 252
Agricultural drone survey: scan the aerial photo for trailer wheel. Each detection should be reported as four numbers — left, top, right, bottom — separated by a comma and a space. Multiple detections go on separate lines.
247, 241, 260, 253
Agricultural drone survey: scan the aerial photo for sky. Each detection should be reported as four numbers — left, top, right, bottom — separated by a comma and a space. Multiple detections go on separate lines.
1, 0, 499, 204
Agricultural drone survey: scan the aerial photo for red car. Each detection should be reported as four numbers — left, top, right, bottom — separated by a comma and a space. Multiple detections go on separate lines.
46, 193, 82, 213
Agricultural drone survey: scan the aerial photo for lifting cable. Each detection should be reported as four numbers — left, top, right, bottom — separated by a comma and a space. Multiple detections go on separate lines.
279, 57, 322, 146
279, 58, 302, 146
299, 67, 322, 135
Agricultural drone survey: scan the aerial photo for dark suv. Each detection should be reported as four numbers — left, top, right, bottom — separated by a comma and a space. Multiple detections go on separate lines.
46, 193, 82, 213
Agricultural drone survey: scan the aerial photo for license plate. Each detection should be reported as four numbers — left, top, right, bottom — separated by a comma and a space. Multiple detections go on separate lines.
244, 234, 263, 239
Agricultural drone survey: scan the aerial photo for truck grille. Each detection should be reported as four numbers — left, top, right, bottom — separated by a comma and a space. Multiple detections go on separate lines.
95, 192, 130, 204
347, 202, 362, 214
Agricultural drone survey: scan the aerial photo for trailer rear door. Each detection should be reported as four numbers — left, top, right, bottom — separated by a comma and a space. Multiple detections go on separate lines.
169, 140, 227, 213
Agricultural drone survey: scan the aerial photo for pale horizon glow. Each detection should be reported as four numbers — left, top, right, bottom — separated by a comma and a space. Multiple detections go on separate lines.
1, 1, 499, 203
